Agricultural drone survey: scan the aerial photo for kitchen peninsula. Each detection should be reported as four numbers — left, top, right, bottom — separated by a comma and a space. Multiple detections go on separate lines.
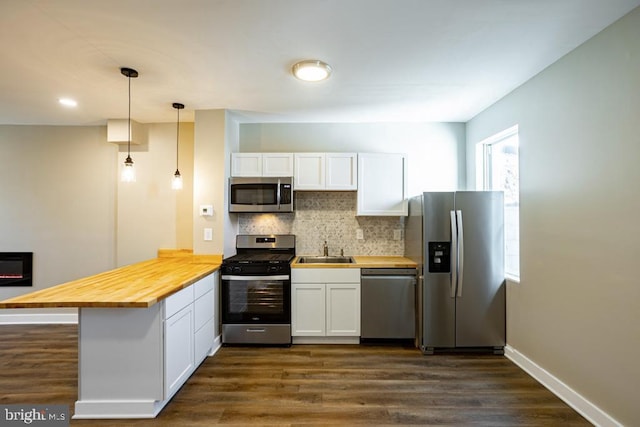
0, 251, 222, 419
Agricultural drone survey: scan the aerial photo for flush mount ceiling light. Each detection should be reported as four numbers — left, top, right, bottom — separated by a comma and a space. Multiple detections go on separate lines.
120, 67, 138, 183
58, 98, 77, 107
292, 60, 332, 82
171, 102, 184, 190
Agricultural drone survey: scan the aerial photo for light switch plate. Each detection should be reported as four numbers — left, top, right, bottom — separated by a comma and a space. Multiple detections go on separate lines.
393, 229, 402, 240
356, 229, 364, 240
204, 228, 213, 241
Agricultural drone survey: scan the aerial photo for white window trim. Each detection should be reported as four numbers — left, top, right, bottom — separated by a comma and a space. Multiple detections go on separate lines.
476, 124, 520, 281
475, 125, 519, 190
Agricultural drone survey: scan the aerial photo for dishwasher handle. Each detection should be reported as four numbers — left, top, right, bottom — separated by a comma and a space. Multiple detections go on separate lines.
361, 268, 417, 276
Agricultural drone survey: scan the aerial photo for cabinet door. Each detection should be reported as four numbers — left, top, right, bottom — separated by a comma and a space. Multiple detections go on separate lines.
194, 290, 214, 334
231, 153, 262, 177
294, 153, 325, 190
357, 153, 408, 216
195, 317, 215, 365
326, 153, 357, 190
326, 283, 361, 336
164, 304, 194, 398
292, 283, 326, 336
263, 153, 294, 176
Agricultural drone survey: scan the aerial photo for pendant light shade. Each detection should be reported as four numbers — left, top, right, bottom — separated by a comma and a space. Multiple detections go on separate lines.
120, 67, 138, 182
171, 103, 184, 190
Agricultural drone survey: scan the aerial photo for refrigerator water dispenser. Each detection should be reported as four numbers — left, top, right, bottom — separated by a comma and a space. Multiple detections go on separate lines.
428, 242, 450, 273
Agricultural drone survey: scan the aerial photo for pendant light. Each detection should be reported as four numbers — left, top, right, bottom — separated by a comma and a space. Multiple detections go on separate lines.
120, 67, 138, 182
171, 102, 184, 190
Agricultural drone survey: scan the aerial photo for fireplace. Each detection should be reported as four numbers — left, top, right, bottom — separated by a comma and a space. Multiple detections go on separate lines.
0, 252, 33, 286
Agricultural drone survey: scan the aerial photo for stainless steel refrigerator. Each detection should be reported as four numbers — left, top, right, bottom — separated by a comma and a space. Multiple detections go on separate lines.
405, 191, 506, 355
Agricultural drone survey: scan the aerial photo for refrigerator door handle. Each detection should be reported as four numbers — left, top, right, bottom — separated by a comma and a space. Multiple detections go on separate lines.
416, 274, 424, 348
450, 210, 458, 298
456, 210, 464, 297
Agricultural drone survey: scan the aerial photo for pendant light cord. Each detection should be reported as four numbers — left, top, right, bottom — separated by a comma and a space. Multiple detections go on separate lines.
127, 74, 131, 158
175, 107, 180, 170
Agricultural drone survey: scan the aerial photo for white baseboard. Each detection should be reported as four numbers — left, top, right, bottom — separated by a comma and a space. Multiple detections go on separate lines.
0, 312, 78, 324
505, 345, 621, 427
208, 335, 222, 357
292, 336, 360, 345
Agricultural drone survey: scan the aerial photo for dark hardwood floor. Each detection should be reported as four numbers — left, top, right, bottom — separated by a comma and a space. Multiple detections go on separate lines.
0, 325, 590, 426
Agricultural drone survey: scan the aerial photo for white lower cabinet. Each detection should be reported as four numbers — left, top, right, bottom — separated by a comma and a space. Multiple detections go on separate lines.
162, 273, 215, 399
164, 303, 194, 397
193, 272, 216, 364
326, 283, 360, 336
74, 270, 220, 420
164, 271, 216, 397
292, 283, 326, 335
291, 268, 360, 343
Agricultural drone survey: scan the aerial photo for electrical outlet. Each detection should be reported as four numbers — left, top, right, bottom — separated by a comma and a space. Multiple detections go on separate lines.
393, 229, 402, 241
356, 229, 364, 240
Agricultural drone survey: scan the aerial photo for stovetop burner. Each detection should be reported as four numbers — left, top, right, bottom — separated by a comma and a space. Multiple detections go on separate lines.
222, 234, 296, 275
223, 253, 295, 264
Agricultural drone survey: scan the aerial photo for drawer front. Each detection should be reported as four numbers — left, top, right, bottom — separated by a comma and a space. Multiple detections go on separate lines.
292, 268, 360, 283
165, 286, 194, 320
194, 273, 215, 299
194, 290, 214, 331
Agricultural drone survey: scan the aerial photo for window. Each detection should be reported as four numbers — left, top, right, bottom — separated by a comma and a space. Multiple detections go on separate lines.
477, 126, 520, 280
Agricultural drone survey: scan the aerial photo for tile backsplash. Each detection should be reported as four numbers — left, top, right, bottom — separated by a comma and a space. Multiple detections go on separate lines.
238, 192, 404, 256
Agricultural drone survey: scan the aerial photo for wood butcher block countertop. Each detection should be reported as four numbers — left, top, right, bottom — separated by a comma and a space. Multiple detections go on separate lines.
0, 251, 222, 309
291, 256, 417, 269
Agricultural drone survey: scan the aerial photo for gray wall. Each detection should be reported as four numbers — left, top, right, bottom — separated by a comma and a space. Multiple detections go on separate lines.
238, 122, 466, 255
240, 122, 466, 196
0, 123, 195, 317
466, 7, 640, 425
0, 126, 117, 307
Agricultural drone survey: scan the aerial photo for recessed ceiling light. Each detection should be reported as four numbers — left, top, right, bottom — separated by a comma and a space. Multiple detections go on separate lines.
292, 60, 332, 82
58, 98, 78, 107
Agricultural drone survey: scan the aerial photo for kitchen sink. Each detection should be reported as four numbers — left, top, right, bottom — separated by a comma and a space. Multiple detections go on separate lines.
297, 256, 355, 264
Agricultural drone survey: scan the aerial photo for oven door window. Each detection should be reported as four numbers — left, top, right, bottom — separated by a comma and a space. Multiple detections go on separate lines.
230, 184, 278, 206
222, 278, 290, 323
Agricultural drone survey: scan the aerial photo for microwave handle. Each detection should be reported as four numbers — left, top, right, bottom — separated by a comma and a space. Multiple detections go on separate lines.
277, 178, 281, 211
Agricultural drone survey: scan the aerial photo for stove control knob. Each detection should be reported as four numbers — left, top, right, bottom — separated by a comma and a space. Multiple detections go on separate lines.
232, 266, 242, 274
267, 265, 280, 273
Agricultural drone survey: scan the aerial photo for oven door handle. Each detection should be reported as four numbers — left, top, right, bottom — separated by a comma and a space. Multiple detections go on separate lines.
222, 275, 290, 281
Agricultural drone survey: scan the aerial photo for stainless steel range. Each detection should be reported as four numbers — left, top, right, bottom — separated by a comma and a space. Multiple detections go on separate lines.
221, 235, 295, 345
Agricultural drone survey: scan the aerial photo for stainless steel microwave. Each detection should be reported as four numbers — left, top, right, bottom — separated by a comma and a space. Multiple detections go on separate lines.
229, 177, 293, 213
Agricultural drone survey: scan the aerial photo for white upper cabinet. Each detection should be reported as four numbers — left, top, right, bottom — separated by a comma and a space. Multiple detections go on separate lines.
231, 153, 293, 177
357, 153, 408, 216
262, 153, 294, 177
326, 153, 357, 190
294, 153, 325, 190
294, 153, 357, 191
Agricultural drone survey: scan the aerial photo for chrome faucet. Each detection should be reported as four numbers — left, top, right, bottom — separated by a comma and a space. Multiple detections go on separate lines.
323, 241, 329, 256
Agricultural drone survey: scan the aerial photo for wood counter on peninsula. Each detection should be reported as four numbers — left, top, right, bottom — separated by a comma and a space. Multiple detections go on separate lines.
0, 252, 222, 420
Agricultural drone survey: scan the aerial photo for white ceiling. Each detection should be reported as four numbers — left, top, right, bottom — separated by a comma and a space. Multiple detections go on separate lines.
1, 0, 639, 125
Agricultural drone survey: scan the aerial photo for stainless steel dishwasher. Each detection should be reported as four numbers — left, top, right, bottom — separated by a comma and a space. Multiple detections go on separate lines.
360, 268, 417, 340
